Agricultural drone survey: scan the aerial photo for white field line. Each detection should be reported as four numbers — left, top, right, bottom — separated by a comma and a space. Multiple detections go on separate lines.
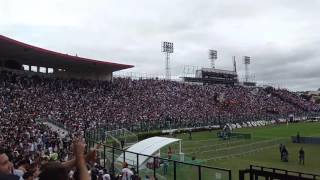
182, 138, 222, 144
182, 134, 249, 144
186, 138, 287, 155
203, 144, 279, 162
183, 139, 247, 152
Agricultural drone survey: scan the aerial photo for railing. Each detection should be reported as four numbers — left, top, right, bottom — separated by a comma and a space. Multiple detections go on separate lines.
37, 118, 72, 132
85, 132, 232, 180
37, 111, 320, 135
124, 112, 320, 132
239, 165, 320, 180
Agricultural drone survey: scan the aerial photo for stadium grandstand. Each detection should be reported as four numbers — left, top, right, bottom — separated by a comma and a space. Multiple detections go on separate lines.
1, 35, 320, 179
0, 35, 134, 80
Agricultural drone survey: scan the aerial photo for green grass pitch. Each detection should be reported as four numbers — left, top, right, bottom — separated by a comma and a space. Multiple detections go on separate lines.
167, 122, 320, 179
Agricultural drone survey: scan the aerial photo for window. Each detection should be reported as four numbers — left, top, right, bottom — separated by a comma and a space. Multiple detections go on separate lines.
22, 64, 29, 71
47, 68, 53, 73
39, 67, 46, 73
31, 66, 37, 72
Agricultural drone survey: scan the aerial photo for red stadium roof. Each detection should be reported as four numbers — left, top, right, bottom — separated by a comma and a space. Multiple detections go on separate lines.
0, 35, 134, 71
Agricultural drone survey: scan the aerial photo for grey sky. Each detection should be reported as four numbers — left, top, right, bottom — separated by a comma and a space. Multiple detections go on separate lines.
1, 0, 320, 91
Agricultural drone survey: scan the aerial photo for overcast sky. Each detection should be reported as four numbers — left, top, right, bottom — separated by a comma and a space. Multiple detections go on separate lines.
1, 0, 320, 91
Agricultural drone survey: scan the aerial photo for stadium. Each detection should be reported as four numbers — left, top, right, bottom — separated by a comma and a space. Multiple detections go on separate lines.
0, 32, 320, 180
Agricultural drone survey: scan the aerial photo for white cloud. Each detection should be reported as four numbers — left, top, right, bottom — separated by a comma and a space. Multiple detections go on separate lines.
1, 0, 320, 91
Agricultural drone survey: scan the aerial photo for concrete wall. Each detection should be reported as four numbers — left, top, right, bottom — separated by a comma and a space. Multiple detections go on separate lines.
292, 136, 320, 144
0, 67, 113, 82
53, 69, 113, 81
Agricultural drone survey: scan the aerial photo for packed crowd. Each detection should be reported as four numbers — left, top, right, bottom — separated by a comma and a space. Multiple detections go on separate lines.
268, 88, 320, 111
1, 70, 319, 132
0, 136, 115, 180
1, 69, 319, 179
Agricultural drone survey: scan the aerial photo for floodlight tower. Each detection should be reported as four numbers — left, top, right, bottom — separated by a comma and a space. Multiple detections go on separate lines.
162, 42, 174, 80
244, 56, 251, 82
233, 56, 237, 73
209, 50, 217, 69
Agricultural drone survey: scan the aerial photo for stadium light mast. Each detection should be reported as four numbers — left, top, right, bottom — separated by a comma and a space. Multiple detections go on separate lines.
162, 42, 174, 80
233, 56, 237, 73
209, 50, 217, 69
244, 56, 251, 82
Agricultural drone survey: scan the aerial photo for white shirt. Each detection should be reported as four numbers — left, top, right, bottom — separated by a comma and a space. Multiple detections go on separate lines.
121, 168, 133, 180
102, 174, 111, 180
13, 169, 24, 178
30, 143, 35, 151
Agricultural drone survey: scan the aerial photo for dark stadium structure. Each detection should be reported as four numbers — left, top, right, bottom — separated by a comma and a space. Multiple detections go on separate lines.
0, 35, 133, 80
239, 165, 320, 180
182, 68, 239, 85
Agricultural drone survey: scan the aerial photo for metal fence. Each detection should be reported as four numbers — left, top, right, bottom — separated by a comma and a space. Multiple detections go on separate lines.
100, 112, 320, 132
38, 111, 320, 133
239, 165, 320, 180
85, 133, 232, 180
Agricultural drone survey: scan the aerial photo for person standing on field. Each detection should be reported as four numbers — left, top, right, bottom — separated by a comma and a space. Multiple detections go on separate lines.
299, 147, 305, 165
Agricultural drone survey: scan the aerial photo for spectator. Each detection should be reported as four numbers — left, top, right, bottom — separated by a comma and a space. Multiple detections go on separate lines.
163, 159, 169, 175
297, 132, 301, 143
38, 162, 68, 180
299, 147, 305, 165
281, 146, 289, 162
0, 69, 319, 179
101, 169, 111, 180
167, 147, 173, 160
121, 162, 133, 180
121, 140, 125, 149
279, 144, 284, 160
74, 138, 90, 180
13, 159, 29, 178
0, 148, 22, 180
